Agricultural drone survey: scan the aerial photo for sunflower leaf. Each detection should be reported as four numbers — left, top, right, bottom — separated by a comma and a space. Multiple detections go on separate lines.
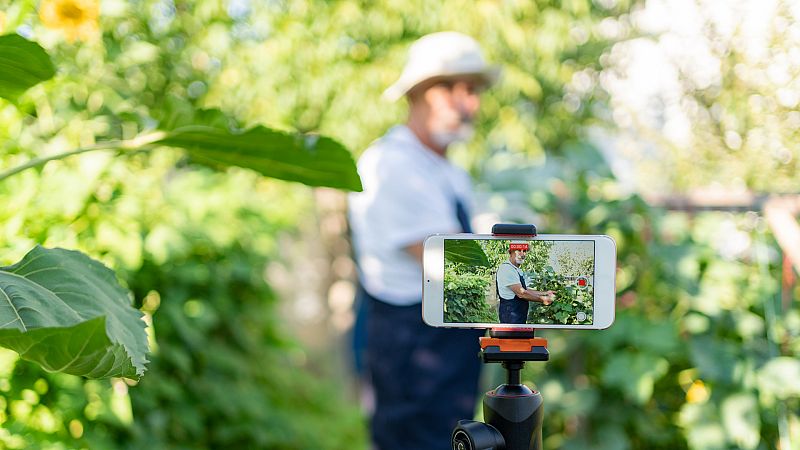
156, 124, 363, 191
0, 34, 56, 100
0, 246, 149, 379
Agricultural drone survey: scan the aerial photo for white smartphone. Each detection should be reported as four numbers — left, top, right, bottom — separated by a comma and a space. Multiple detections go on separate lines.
422, 234, 616, 329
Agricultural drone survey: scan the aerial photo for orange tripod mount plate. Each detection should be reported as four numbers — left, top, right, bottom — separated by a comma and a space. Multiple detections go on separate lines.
479, 330, 549, 363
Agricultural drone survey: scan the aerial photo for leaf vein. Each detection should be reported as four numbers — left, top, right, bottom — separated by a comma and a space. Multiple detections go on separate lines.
6, 252, 51, 274
0, 285, 26, 332
53, 323, 97, 372
0, 271, 83, 321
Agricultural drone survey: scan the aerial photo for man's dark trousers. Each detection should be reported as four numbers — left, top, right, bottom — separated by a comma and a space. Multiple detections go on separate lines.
363, 288, 484, 450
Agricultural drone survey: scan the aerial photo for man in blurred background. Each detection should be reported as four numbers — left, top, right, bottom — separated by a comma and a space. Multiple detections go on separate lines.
349, 31, 499, 450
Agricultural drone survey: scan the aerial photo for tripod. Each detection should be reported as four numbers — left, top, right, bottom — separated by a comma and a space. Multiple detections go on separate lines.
451, 329, 549, 450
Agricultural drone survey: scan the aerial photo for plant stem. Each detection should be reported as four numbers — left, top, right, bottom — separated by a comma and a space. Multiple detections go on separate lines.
0, 131, 167, 182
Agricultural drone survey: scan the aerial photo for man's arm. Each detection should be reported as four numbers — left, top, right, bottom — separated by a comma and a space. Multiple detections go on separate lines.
507, 284, 555, 305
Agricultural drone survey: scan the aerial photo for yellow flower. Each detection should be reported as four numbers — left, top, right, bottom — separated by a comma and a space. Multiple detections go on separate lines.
686, 380, 710, 404
39, 0, 100, 42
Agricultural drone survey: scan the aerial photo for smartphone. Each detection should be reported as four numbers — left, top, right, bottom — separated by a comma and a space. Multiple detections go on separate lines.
422, 234, 616, 329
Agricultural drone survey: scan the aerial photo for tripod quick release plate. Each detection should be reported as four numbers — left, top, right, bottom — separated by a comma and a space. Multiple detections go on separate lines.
479, 337, 549, 363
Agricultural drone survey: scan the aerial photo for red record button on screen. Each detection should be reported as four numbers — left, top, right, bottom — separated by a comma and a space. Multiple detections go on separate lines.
576, 276, 589, 289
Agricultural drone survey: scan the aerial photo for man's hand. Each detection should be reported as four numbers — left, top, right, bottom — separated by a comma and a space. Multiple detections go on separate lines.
405, 242, 425, 265
533, 290, 556, 305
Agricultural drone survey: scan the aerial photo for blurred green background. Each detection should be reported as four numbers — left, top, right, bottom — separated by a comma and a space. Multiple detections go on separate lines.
0, 0, 798, 448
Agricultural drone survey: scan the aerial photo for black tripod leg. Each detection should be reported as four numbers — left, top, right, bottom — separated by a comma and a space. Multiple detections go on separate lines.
483, 362, 544, 450
483, 389, 544, 450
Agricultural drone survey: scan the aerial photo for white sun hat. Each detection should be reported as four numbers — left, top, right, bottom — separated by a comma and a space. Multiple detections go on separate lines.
383, 31, 501, 102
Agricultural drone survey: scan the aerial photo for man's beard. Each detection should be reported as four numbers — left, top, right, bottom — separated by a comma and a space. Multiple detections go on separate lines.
515, 256, 524, 265
430, 121, 474, 149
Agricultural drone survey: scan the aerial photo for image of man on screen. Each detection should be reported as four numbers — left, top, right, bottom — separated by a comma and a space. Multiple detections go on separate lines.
496, 242, 556, 324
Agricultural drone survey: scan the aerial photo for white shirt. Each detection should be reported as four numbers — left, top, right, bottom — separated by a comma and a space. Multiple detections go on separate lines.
349, 125, 474, 305
496, 261, 524, 300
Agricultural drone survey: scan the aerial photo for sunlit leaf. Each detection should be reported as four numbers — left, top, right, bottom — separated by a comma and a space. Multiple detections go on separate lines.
0, 246, 148, 379
758, 357, 800, 399
0, 34, 56, 100
721, 393, 760, 450
679, 403, 728, 450
445, 239, 490, 267
156, 125, 363, 192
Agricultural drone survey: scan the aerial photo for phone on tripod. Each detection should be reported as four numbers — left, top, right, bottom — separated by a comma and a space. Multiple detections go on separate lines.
422, 234, 616, 329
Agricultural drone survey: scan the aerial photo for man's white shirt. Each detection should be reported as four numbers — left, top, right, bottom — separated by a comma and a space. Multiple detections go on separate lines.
349, 125, 474, 305
496, 261, 524, 300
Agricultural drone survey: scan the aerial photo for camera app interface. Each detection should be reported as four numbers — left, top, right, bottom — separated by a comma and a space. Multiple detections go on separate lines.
443, 239, 595, 325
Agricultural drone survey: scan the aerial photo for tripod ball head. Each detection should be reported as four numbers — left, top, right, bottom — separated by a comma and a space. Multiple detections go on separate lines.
451, 420, 505, 450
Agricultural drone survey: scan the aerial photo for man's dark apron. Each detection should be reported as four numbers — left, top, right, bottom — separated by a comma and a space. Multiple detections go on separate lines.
497, 262, 530, 324
354, 194, 483, 450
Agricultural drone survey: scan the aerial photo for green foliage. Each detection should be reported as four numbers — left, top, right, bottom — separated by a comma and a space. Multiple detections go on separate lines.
444, 270, 497, 323
0, 1, 367, 447
120, 240, 366, 449
0, 0, 361, 382
0, 246, 147, 379
0, 21, 363, 191
0, 167, 367, 449
486, 144, 799, 449
0, 34, 55, 100
527, 267, 593, 325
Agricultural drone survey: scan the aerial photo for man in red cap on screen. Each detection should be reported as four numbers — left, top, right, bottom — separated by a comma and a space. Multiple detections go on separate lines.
496, 241, 555, 323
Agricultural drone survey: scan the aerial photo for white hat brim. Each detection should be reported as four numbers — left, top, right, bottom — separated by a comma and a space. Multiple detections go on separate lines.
382, 65, 501, 102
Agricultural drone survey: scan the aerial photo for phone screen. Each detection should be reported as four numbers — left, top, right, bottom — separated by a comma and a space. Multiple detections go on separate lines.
444, 238, 595, 325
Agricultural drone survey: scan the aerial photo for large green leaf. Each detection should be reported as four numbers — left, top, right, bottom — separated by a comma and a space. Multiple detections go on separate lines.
0, 246, 148, 379
0, 34, 56, 100
156, 125, 363, 191
445, 240, 490, 267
